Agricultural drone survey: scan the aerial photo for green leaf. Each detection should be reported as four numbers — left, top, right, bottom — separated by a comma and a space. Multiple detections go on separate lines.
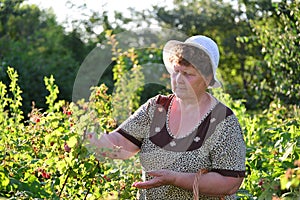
280, 175, 289, 190
0, 172, 10, 187
67, 136, 78, 148
280, 142, 296, 161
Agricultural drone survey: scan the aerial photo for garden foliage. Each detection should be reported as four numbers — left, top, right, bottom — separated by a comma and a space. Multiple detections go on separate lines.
1, 0, 299, 199
212, 89, 300, 199
0, 67, 141, 199
0, 61, 299, 200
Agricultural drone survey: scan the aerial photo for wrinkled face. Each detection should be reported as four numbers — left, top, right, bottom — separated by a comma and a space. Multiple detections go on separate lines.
170, 62, 209, 100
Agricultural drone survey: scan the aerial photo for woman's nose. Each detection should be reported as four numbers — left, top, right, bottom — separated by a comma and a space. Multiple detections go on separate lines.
175, 72, 185, 83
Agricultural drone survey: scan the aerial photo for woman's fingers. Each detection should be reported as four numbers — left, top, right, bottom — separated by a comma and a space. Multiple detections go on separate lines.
132, 169, 177, 189
132, 178, 161, 189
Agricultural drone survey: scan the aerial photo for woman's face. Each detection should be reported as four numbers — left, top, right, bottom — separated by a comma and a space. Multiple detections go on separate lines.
170, 63, 208, 100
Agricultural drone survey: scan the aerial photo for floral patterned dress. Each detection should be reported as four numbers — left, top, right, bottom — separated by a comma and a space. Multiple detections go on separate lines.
117, 94, 246, 200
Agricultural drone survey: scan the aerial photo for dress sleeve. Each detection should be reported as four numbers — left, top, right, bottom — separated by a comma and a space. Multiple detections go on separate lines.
115, 96, 156, 148
210, 114, 246, 177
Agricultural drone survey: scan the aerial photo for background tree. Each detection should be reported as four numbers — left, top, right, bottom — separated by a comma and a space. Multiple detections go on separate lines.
1, 0, 299, 113
134, 0, 261, 108
247, 0, 300, 107
130, 0, 299, 109
0, 0, 89, 114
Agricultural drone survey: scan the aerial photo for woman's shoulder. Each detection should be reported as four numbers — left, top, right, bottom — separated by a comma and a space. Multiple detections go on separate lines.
139, 94, 174, 112
212, 101, 234, 120
155, 94, 174, 104
144, 94, 174, 106
211, 101, 242, 134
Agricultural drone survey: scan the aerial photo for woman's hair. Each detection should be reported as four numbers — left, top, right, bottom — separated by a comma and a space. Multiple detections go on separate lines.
168, 44, 215, 86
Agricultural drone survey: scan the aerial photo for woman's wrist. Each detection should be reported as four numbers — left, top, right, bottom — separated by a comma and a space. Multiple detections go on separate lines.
171, 171, 195, 191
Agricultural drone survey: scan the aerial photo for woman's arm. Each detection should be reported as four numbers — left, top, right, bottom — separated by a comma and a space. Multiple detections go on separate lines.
87, 131, 140, 160
177, 171, 243, 196
132, 169, 243, 196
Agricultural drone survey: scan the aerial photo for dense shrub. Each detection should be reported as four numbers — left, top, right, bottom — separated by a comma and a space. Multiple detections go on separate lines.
0, 67, 140, 199
0, 66, 299, 199
212, 89, 300, 199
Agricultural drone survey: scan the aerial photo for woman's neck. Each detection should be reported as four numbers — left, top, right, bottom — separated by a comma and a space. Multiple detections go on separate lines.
175, 92, 211, 111
169, 92, 215, 138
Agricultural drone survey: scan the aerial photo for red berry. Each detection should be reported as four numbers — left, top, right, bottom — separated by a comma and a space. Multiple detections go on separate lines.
64, 143, 71, 152
35, 118, 40, 123
103, 175, 111, 182
42, 171, 50, 179
258, 179, 264, 186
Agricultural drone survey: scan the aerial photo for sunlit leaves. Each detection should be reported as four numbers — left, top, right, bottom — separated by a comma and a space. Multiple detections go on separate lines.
250, 1, 300, 106
0, 67, 140, 199
211, 87, 300, 199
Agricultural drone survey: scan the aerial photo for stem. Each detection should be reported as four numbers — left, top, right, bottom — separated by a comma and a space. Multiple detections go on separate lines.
59, 142, 84, 197
58, 170, 71, 197
83, 186, 90, 200
59, 124, 97, 198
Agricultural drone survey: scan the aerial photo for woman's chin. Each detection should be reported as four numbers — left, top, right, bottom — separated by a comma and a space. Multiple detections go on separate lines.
174, 91, 189, 99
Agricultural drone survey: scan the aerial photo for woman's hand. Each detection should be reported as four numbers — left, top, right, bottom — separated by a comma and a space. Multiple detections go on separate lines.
84, 131, 140, 160
84, 132, 101, 152
132, 169, 243, 196
132, 169, 177, 189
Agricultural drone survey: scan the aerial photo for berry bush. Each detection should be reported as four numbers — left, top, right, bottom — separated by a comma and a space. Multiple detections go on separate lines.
0, 56, 299, 199
0, 67, 141, 199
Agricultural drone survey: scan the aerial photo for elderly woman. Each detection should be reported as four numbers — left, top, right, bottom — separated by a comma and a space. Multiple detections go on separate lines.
87, 35, 246, 199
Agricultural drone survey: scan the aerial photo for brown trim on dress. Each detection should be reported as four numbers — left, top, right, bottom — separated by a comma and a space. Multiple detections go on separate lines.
211, 169, 246, 177
149, 95, 234, 152
116, 128, 142, 148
